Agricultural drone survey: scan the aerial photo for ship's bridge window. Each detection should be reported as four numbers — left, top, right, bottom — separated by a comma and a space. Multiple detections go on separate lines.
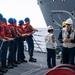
62, 0, 66, 1
53, 0, 66, 2
37, 1, 43, 5
53, 0, 56, 2
40, 1, 43, 4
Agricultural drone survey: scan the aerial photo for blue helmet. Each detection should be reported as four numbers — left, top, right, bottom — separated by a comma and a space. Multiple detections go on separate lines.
13, 18, 17, 23
0, 13, 3, 19
24, 17, 30, 22
8, 18, 13, 24
2, 17, 7, 23
19, 20, 24, 25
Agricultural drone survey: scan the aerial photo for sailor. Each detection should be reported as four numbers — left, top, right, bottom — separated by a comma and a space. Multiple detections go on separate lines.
45, 25, 57, 68
58, 21, 66, 63
2, 17, 15, 69
7, 18, 17, 67
16, 20, 28, 63
0, 17, 9, 69
0, 13, 9, 74
13, 18, 20, 64
23, 17, 38, 62
58, 18, 75, 65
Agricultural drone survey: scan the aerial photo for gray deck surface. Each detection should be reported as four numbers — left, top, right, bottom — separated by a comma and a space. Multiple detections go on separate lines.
4, 51, 60, 75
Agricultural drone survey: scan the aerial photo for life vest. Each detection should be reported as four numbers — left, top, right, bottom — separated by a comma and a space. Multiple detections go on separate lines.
62, 28, 75, 48
3, 24, 12, 38
8, 24, 17, 38
45, 33, 57, 49
0, 23, 5, 38
13, 25, 19, 37
16, 25, 24, 34
22, 24, 33, 33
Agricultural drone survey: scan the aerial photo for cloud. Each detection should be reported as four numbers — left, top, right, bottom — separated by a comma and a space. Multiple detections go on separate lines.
0, 0, 46, 28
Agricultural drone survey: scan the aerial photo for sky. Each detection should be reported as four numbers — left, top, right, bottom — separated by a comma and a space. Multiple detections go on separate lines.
0, 0, 47, 28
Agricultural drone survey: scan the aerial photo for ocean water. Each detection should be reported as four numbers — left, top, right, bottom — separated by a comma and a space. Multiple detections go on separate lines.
33, 28, 47, 52
24, 28, 47, 52
24, 28, 61, 52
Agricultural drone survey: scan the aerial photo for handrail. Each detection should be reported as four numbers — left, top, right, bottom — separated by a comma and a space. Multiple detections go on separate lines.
51, 10, 75, 28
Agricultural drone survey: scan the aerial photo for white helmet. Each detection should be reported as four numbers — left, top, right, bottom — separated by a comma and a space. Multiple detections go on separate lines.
66, 18, 73, 25
48, 25, 54, 30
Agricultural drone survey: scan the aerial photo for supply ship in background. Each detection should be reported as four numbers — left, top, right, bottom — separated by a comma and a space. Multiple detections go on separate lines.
37, 0, 75, 45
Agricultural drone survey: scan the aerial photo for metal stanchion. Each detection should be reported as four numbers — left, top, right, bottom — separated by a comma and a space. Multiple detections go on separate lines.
0, 42, 3, 61
33, 37, 43, 52
0, 42, 3, 51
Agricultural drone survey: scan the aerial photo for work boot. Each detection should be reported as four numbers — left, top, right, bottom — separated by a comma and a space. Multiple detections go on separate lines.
11, 63, 18, 67
14, 61, 20, 64
30, 57, 37, 60
0, 72, 4, 75
22, 60, 27, 63
5, 65, 14, 69
0, 68, 7, 73
29, 58, 36, 62
1, 67, 8, 72
48, 66, 52, 68
31, 57, 36, 61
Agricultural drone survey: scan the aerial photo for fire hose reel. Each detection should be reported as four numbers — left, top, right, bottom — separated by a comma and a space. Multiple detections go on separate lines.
45, 64, 75, 75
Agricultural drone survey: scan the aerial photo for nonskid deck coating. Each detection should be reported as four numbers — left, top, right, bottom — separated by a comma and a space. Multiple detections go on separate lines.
4, 51, 60, 75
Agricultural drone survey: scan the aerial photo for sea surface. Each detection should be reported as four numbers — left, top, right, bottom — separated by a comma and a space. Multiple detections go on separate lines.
24, 28, 61, 52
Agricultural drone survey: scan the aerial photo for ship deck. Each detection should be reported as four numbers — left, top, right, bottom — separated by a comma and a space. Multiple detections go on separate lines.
4, 51, 60, 75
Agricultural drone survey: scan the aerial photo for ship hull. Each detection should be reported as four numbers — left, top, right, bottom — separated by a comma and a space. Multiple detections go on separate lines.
37, 0, 75, 45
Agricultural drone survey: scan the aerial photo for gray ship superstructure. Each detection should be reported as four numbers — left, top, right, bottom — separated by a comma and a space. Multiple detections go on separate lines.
37, 0, 75, 45
37, 0, 75, 28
